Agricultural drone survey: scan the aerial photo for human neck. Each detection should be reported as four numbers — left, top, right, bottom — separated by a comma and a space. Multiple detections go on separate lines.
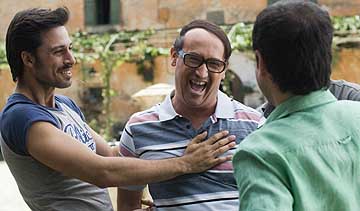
267, 87, 293, 107
15, 79, 56, 107
172, 97, 216, 130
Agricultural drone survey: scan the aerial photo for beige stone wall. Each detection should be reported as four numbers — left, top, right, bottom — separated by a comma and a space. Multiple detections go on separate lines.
0, 0, 360, 39
1, 0, 360, 124
121, 0, 267, 30
121, 0, 360, 30
0, 0, 359, 38
0, 57, 174, 126
331, 48, 360, 82
0, 0, 84, 39
2, 48, 360, 123
108, 56, 175, 121
319, 0, 360, 16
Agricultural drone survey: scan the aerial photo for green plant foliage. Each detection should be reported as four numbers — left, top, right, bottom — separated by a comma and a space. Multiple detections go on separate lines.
0, 44, 8, 70
71, 29, 168, 140
131, 45, 168, 82
0, 16, 359, 139
332, 16, 360, 34
227, 22, 254, 52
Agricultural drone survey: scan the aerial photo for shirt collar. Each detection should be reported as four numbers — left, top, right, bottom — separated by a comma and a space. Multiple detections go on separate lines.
260, 102, 275, 118
266, 89, 337, 124
157, 90, 235, 122
213, 91, 235, 119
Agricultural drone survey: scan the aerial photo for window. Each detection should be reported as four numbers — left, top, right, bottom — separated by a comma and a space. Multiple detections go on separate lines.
85, 0, 120, 26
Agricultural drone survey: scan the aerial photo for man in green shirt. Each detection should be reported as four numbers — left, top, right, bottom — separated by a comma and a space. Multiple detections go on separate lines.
233, 1, 360, 211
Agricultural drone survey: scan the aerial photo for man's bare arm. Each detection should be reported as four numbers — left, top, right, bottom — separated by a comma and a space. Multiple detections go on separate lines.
27, 122, 235, 187
88, 126, 119, 157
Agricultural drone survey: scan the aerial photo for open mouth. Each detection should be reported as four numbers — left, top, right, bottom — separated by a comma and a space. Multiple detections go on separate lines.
190, 79, 207, 92
60, 69, 72, 78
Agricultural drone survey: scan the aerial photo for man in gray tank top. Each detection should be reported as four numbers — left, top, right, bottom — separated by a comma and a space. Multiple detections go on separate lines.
0, 7, 235, 211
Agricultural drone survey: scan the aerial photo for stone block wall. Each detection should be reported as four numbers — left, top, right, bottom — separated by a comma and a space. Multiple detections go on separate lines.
319, 0, 360, 16
1, 0, 360, 126
0, 0, 84, 39
121, 0, 267, 30
1, 0, 360, 40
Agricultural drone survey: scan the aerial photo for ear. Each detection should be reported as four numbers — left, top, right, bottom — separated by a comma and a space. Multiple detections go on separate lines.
21, 51, 35, 68
221, 69, 226, 80
255, 50, 268, 76
221, 62, 229, 80
170, 47, 177, 67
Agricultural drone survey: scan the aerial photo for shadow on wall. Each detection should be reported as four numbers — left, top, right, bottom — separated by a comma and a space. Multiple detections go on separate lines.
226, 52, 264, 108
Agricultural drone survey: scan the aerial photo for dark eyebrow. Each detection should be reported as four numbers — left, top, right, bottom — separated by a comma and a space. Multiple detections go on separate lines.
207, 57, 224, 62
186, 51, 202, 57
50, 45, 66, 52
50, 43, 73, 52
185, 51, 224, 62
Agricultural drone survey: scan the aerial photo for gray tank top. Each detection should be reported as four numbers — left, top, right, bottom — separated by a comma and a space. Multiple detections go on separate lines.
1, 139, 114, 210
0, 94, 113, 210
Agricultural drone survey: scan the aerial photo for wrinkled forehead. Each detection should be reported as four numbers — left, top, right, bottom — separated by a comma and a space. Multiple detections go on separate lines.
182, 28, 225, 58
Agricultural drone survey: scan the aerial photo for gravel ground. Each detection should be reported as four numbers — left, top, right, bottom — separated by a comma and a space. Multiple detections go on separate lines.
0, 161, 117, 210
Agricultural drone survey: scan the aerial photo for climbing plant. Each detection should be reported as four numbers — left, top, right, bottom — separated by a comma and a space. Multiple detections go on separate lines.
71, 30, 168, 140
223, 16, 360, 98
332, 15, 360, 34
0, 16, 359, 140
0, 44, 7, 70
227, 22, 253, 52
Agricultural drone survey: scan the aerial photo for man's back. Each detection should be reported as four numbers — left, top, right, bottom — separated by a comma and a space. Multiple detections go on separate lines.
234, 90, 360, 210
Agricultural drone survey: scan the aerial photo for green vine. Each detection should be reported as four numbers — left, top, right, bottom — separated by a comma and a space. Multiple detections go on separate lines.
71, 30, 168, 140
222, 16, 360, 97
0, 16, 359, 140
0, 44, 8, 70
332, 15, 360, 35
227, 22, 254, 52
72, 32, 124, 140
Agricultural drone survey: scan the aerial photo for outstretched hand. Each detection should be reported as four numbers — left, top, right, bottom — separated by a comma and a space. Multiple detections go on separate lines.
182, 130, 236, 173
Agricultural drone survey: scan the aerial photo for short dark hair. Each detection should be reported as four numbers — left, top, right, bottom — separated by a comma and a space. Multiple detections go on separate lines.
253, 1, 333, 95
173, 19, 232, 61
5, 7, 69, 82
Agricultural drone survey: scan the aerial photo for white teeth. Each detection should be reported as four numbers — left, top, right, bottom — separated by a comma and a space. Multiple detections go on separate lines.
191, 80, 206, 86
61, 70, 71, 74
60, 70, 72, 77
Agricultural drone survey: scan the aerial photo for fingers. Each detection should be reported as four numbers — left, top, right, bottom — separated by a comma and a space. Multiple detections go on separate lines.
212, 155, 233, 166
182, 130, 237, 173
189, 131, 207, 144
206, 134, 236, 167
204, 130, 229, 145
213, 140, 236, 157
211, 135, 236, 151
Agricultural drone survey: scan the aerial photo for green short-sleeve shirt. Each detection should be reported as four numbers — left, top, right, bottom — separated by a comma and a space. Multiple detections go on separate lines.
233, 90, 360, 211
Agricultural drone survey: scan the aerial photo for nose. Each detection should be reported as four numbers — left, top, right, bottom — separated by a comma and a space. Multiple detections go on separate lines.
194, 63, 208, 78
64, 49, 76, 66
